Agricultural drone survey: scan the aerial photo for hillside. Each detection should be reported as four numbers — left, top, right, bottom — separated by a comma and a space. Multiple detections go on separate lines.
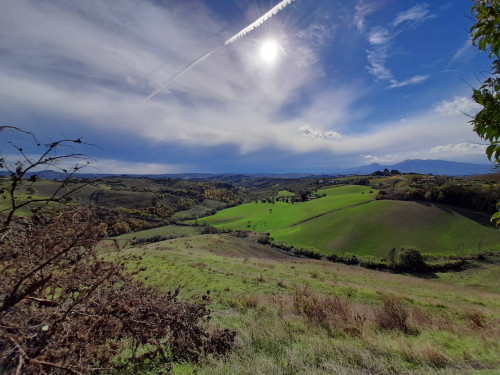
108, 234, 500, 374
200, 186, 500, 256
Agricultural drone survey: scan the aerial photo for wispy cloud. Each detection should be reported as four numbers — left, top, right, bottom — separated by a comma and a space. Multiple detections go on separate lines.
392, 4, 433, 27
388, 74, 430, 88
297, 23, 336, 45
354, 0, 384, 32
429, 143, 487, 159
363, 3, 434, 85
366, 46, 393, 80
450, 39, 474, 65
367, 27, 391, 45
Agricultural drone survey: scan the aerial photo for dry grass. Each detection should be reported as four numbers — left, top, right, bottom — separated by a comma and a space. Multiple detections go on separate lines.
375, 294, 410, 333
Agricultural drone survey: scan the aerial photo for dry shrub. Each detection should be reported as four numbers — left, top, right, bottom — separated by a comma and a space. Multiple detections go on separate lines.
402, 345, 451, 369
465, 310, 486, 328
0, 207, 236, 374
239, 295, 259, 310
375, 294, 410, 333
293, 286, 365, 336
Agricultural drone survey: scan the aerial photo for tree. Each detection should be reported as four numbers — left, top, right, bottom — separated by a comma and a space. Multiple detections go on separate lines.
396, 246, 427, 273
470, 0, 500, 225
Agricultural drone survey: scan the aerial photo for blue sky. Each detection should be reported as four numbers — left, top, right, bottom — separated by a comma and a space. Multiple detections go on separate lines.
0, 0, 493, 174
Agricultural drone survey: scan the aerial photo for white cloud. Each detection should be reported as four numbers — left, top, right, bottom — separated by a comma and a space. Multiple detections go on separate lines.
354, 0, 382, 32
299, 125, 343, 140
366, 46, 393, 80
0, 154, 185, 175
364, 3, 434, 84
89, 159, 186, 174
0, 0, 486, 169
450, 39, 474, 65
297, 23, 336, 45
392, 4, 432, 27
435, 97, 481, 116
368, 27, 391, 45
429, 143, 487, 158
388, 74, 430, 88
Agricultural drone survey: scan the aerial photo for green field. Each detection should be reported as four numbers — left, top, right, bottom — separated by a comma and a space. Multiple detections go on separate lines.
199, 186, 500, 256
111, 234, 500, 374
199, 185, 376, 232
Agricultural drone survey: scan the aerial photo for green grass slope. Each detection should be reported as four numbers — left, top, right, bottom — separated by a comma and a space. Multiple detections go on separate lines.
200, 185, 500, 256
273, 200, 500, 256
112, 235, 500, 374
199, 185, 376, 232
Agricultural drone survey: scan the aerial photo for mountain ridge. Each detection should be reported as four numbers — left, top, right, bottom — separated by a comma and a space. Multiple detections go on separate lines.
0, 159, 494, 179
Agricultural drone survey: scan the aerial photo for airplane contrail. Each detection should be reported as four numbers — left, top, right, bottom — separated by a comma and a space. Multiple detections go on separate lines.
145, 0, 296, 101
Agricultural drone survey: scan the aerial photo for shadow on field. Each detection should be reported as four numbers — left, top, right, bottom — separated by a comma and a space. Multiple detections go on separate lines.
415, 201, 494, 227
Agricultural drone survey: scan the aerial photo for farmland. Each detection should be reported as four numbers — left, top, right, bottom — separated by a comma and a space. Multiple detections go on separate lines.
199, 185, 500, 256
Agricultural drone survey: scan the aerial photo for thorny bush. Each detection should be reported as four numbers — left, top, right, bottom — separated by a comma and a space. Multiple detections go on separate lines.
0, 127, 235, 374
0, 207, 236, 374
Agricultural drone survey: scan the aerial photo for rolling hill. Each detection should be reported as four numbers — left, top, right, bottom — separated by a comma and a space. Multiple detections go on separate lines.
199, 186, 500, 256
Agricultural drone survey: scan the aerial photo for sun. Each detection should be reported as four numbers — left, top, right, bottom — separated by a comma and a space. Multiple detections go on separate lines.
260, 40, 279, 63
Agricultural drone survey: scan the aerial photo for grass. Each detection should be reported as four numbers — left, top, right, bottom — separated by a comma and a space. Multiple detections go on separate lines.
109, 234, 500, 374
273, 200, 500, 256
276, 190, 296, 197
198, 185, 376, 232
114, 225, 202, 240
198, 185, 500, 256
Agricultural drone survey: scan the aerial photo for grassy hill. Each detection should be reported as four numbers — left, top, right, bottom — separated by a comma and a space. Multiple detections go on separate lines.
199, 185, 500, 256
198, 185, 377, 232
108, 234, 500, 374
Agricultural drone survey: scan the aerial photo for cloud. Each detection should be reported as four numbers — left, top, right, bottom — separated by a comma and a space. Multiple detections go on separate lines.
435, 96, 481, 116
366, 47, 393, 80
429, 143, 487, 158
363, 3, 434, 84
392, 4, 433, 27
367, 27, 391, 45
0, 1, 486, 171
450, 39, 474, 65
299, 125, 343, 140
388, 74, 430, 88
0, 153, 185, 175
297, 23, 336, 45
89, 159, 186, 174
354, 0, 384, 32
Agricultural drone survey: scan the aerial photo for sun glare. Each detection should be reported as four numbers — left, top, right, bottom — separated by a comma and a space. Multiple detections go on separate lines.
260, 40, 278, 63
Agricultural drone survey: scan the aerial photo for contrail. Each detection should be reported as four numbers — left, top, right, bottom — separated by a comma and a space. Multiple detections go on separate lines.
145, 0, 296, 101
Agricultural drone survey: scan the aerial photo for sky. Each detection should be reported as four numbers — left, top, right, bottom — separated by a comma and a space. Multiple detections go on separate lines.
0, 0, 494, 174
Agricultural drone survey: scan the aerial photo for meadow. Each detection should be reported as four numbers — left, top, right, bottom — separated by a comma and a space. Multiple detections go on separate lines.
109, 233, 500, 375
199, 185, 500, 256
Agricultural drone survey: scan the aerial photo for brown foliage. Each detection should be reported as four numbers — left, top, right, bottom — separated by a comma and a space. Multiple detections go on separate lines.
375, 295, 410, 333
293, 286, 366, 336
0, 207, 235, 374
0, 129, 235, 374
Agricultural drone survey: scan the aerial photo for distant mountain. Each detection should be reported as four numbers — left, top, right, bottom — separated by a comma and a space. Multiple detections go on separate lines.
1, 159, 494, 179
343, 159, 495, 176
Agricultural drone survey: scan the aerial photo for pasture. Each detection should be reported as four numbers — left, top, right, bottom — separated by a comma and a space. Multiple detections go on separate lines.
199, 185, 500, 256
111, 234, 500, 374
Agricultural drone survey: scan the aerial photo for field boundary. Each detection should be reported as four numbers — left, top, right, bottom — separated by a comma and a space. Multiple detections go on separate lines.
289, 200, 374, 227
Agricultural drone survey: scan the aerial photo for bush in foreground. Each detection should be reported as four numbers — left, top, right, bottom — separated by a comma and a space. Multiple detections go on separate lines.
0, 207, 236, 374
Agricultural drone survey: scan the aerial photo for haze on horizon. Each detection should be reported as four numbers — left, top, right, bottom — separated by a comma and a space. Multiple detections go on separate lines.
0, 0, 492, 174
